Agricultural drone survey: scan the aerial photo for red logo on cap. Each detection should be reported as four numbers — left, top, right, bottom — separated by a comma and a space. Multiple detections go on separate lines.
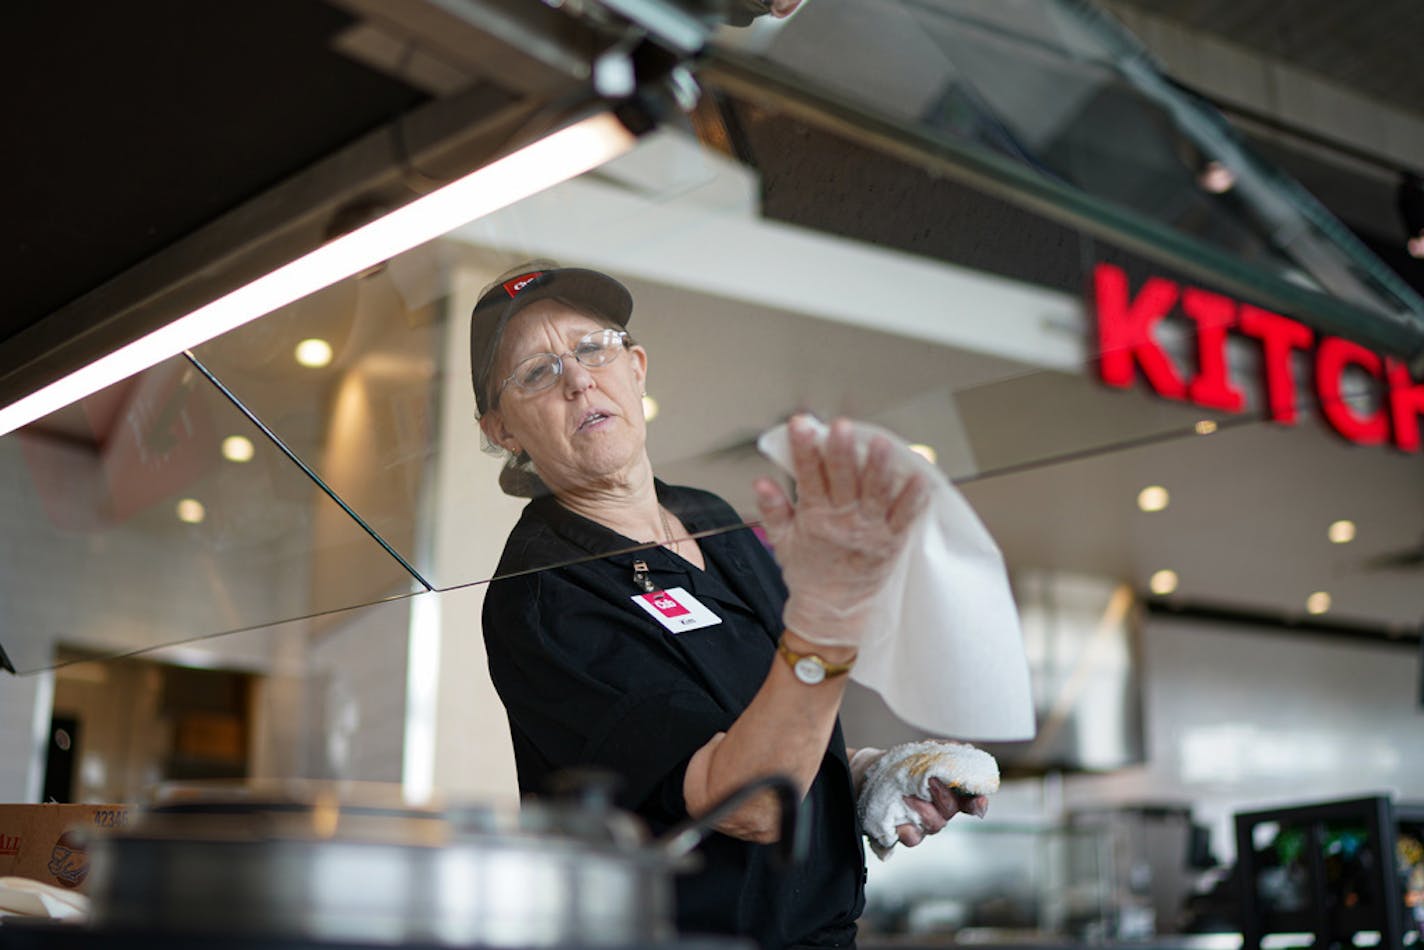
502, 271, 544, 298
642, 591, 689, 618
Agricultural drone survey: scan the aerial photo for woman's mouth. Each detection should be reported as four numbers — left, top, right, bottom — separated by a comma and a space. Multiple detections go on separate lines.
576, 409, 613, 433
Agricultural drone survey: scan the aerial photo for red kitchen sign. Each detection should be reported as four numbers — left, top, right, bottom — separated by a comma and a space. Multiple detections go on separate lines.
1093, 262, 1424, 451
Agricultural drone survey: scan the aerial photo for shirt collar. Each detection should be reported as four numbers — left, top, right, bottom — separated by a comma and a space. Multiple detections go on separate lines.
525, 480, 731, 557
524, 482, 758, 607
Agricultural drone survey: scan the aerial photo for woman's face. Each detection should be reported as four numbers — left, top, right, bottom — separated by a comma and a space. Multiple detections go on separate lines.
479, 300, 649, 497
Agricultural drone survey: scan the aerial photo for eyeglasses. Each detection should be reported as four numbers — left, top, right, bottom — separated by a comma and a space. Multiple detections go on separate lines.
495, 328, 630, 402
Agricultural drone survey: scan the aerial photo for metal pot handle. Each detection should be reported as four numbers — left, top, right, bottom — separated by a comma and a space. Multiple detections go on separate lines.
656, 774, 806, 869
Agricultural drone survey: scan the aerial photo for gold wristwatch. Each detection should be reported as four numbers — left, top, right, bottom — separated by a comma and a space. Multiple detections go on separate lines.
777, 636, 856, 685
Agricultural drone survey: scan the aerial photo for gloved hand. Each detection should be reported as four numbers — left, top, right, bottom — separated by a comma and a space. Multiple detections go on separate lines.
849, 746, 886, 798
754, 416, 928, 647
853, 740, 999, 860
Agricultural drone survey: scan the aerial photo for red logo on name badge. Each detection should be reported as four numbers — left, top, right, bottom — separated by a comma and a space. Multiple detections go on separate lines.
643, 591, 689, 618
502, 271, 544, 298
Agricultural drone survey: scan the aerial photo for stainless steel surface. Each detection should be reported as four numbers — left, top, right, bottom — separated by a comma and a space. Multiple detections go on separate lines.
85, 776, 799, 946
90, 832, 676, 946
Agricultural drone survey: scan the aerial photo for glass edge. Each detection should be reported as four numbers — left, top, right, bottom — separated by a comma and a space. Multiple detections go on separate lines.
3, 587, 427, 677
184, 351, 436, 593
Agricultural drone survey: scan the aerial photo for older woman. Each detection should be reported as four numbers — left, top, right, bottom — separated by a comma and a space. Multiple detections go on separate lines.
473, 262, 971, 948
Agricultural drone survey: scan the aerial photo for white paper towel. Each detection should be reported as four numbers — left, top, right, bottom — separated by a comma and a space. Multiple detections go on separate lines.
0, 876, 90, 920
757, 419, 1035, 740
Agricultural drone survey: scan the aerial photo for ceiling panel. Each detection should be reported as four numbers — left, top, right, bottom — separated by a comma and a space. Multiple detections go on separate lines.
2, 0, 432, 347
1115, 0, 1424, 119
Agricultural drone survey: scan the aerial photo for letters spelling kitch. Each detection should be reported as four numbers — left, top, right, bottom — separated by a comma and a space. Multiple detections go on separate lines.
1093, 262, 1424, 451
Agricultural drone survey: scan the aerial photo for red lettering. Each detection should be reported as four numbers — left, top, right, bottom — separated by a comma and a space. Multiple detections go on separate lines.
1094, 263, 1187, 399
1387, 359, 1424, 452
502, 271, 544, 297
1316, 336, 1388, 445
1237, 305, 1314, 424
1181, 288, 1244, 411
1094, 262, 1417, 456
644, 592, 689, 618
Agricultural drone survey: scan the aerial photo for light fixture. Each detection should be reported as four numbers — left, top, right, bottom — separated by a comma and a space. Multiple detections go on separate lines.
1137, 485, 1170, 512
1194, 419, 1218, 435
1305, 591, 1331, 615
0, 112, 640, 438
1198, 160, 1236, 194
294, 338, 334, 368
641, 394, 660, 422
175, 498, 206, 525
1327, 519, 1356, 544
908, 443, 938, 465
1149, 569, 1179, 596
221, 435, 255, 463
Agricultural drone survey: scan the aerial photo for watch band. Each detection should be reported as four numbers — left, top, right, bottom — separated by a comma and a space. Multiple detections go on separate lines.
777, 636, 856, 685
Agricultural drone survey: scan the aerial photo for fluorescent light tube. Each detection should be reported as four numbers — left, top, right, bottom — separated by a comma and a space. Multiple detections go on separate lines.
0, 112, 638, 438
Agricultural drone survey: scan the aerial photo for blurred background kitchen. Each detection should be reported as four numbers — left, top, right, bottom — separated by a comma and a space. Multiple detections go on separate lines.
2, 1, 1422, 947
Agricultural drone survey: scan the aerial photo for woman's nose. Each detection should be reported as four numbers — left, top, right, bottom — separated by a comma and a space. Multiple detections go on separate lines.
561, 356, 596, 395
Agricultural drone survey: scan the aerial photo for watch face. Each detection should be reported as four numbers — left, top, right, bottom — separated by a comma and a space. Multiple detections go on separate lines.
793, 656, 826, 685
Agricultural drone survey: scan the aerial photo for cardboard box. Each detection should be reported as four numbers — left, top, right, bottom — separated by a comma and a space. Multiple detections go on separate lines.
0, 804, 129, 892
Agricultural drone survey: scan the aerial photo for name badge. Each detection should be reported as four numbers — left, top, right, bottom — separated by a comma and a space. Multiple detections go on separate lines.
632, 587, 722, 634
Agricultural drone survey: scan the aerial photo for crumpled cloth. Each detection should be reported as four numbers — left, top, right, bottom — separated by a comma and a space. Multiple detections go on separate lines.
857, 740, 1000, 859
0, 876, 90, 920
757, 419, 1035, 740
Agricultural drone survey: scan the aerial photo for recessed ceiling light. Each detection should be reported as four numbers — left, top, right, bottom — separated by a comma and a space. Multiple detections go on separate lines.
1194, 419, 1218, 435
1149, 569, 1179, 596
294, 338, 333, 368
221, 435, 255, 463
175, 498, 206, 525
1327, 519, 1356, 544
908, 443, 938, 465
1198, 161, 1236, 194
641, 394, 659, 422
1305, 591, 1331, 615
1137, 485, 1170, 512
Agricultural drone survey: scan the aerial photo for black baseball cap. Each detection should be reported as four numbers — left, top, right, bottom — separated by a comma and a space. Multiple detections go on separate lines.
469, 260, 634, 414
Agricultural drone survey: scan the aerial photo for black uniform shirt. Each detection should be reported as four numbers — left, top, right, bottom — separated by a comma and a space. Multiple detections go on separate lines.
482, 481, 865, 948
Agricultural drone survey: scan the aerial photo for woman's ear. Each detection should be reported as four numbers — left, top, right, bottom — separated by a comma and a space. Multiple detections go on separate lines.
629, 344, 648, 391
479, 410, 521, 455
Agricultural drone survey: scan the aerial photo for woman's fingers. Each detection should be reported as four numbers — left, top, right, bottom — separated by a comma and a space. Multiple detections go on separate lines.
927, 777, 962, 820
887, 470, 929, 535
859, 435, 896, 521
957, 793, 990, 818
753, 477, 794, 537
787, 415, 829, 505
903, 794, 947, 834
822, 418, 860, 508
784, 418, 926, 539
894, 785, 965, 849
896, 822, 924, 847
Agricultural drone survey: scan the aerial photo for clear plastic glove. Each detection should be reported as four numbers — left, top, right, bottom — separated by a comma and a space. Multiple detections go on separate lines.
855, 740, 999, 859
754, 416, 928, 648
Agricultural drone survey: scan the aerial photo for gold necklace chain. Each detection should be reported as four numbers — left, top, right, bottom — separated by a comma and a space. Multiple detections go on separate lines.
657, 505, 681, 553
